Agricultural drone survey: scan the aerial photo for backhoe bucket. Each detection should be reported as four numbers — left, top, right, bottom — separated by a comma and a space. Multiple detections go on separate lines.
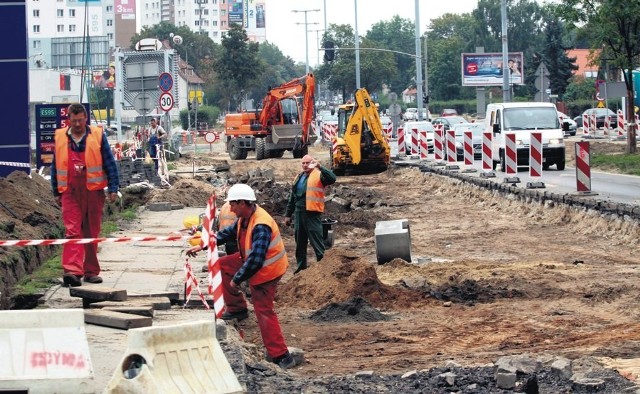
271, 124, 317, 146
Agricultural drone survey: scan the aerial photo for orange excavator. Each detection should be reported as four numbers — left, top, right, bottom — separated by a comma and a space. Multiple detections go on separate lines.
224, 73, 316, 160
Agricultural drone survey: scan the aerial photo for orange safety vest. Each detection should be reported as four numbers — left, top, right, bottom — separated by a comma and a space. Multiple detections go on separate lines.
238, 206, 288, 285
218, 202, 237, 230
304, 169, 325, 212
54, 126, 107, 193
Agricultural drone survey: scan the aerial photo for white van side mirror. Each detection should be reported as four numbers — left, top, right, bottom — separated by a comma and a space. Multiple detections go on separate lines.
492, 123, 501, 134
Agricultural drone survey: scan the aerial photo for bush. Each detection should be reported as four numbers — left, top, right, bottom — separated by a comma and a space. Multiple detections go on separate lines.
180, 105, 222, 130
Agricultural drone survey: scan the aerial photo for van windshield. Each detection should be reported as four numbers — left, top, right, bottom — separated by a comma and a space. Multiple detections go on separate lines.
503, 107, 560, 130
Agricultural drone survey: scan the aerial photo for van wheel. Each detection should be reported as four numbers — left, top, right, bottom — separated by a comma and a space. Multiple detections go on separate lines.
543, 163, 550, 170
499, 151, 506, 172
556, 159, 566, 171
492, 160, 498, 170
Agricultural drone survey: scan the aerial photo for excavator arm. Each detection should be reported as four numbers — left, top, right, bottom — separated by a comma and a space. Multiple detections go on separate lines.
258, 73, 315, 144
342, 88, 390, 165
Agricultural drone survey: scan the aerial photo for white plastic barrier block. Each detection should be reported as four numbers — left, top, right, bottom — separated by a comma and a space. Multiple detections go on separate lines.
0, 309, 94, 393
375, 219, 411, 264
106, 320, 243, 394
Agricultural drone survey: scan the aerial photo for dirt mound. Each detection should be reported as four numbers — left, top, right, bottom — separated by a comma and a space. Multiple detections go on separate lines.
309, 297, 391, 323
277, 248, 421, 310
149, 178, 215, 207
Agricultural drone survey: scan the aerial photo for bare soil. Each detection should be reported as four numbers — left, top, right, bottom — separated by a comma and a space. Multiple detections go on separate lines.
2, 142, 640, 392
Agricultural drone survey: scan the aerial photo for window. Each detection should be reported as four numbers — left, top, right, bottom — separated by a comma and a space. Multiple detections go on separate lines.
57, 25, 64, 33
33, 25, 40, 33
107, 19, 113, 26
57, 9, 64, 17
107, 33, 114, 39
69, 25, 76, 32
106, 5, 113, 12
33, 40, 41, 49
69, 9, 75, 17
33, 10, 39, 17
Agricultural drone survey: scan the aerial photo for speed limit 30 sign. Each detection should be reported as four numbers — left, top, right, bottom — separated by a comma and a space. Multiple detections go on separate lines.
159, 92, 174, 112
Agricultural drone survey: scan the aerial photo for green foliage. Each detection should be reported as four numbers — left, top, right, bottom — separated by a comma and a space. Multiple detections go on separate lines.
13, 256, 62, 296
591, 153, 640, 176
179, 105, 221, 130
100, 221, 119, 237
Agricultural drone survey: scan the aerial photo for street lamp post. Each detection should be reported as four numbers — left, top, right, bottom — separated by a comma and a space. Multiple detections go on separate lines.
292, 8, 320, 74
310, 29, 325, 67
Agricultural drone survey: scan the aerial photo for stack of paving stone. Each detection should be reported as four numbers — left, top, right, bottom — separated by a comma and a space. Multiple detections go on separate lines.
117, 159, 161, 188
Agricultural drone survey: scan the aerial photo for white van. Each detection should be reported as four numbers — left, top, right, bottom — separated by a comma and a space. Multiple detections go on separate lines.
485, 102, 567, 171
402, 120, 434, 153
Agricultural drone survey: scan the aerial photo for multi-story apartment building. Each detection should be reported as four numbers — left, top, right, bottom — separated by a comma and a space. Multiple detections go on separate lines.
139, 0, 266, 44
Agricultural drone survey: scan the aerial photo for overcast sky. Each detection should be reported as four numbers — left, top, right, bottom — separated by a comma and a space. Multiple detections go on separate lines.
264, 0, 481, 67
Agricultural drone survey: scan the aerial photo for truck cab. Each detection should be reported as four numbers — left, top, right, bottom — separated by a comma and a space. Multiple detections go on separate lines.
485, 102, 567, 171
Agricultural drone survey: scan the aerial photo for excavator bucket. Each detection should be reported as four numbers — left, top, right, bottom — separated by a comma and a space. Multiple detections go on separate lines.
271, 124, 317, 145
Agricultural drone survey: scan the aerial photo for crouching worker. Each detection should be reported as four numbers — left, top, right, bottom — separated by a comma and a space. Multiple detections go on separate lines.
186, 184, 296, 369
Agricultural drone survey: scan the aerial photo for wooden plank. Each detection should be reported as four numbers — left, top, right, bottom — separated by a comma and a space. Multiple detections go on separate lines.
101, 306, 155, 318
128, 291, 181, 305
84, 309, 152, 330
69, 286, 127, 302
89, 297, 171, 311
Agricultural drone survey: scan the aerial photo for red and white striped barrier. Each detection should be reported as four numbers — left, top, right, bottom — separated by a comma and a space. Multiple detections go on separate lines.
0, 234, 194, 247
446, 130, 456, 163
603, 115, 610, 136
201, 194, 224, 317
617, 109, 625, 137
582, 114, 590, 136
323, 124, 337, 142
529, 132, 543, 178
575, 141, 591, 193
410, 128, 419, 156
463, 131, 473, 166
482, 132, 493, 171
397, 127, 406, 156
184, 259, 210, 310
331, 137, 339, 158
505, 133, 517, 175
383, 124, 393, 141
434, 125, 444, 161
635, 114, 639, 136
590, 113, 597, 132
419, 129, 428, 160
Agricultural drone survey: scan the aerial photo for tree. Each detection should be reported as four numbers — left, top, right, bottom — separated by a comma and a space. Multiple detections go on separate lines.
540, 18, 578, 99
557, 0, 640, 153
214, 24, 263, 111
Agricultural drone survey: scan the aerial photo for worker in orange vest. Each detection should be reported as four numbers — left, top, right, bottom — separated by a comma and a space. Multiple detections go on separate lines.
186, 184, 297, 369
284, 154, 336, 274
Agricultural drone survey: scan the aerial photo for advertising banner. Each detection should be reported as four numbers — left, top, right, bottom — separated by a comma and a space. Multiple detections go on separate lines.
461, 52, 524, 86
115, 0, 136, 16
229, 0, 243, 24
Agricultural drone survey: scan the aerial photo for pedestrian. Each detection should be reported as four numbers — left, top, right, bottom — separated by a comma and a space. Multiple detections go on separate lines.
186, 184, 297, 369
50, 103, 120, 287
284, 154, 336, 274
147, 118, 166, 170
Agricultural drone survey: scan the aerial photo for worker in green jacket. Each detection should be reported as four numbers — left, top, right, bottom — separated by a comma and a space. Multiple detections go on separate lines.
284, 154, 337, 274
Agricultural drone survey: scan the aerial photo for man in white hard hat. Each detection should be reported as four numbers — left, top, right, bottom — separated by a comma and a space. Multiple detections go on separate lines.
186, 184, 296, 369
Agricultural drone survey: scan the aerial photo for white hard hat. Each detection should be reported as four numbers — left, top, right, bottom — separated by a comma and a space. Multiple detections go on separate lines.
225, 184, 256, 202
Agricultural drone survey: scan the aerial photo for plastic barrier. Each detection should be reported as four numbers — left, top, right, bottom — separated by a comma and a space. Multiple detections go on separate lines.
617, 109, 625, 137
105, 320, 243, 394
434, 125, 444, 161
575, 141, 591, 193
582, 113, 590, 136
0, 309, 94, 393
410, 127, 419, 156
504, 133, 517, 175
419, 129, 428, 160
482, 131, 493, 171
446, 130, 456, 163
463, 131, 473, 166
529, 132, 543, 178
397, 127, 405, 156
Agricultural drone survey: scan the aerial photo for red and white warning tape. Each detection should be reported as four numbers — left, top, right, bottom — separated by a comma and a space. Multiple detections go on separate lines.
0, 234, 194, 247
184, 258, 210, 310
0, 161, 30, 168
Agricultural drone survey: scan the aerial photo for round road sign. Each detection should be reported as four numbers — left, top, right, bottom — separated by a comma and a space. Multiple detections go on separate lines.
204, 132, 218, 144
159, 92, 174, 112
159, 72, 173, 92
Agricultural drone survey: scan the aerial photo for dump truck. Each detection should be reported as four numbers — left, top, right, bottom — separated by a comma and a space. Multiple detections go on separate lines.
224, 73, 316, 160
330, 88, 390, 175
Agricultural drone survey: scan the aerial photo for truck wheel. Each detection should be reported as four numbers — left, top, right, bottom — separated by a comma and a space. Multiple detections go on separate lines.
255, 138, 266, 161
556, 158, 566, 171
492, 160, 498, 170
269, 149, 285, 158
292, 145, 308, 158
228, 139, 246, 160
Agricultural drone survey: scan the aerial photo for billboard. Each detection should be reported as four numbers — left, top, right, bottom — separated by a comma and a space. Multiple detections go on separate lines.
461, 52, 524, 86
229, 0, 243, 24
256, 3, 265, 28
115, 0, 135, 16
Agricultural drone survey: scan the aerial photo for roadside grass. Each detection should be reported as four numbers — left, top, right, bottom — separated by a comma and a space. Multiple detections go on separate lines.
592, 153, 640, 176
14, 205, 139, 298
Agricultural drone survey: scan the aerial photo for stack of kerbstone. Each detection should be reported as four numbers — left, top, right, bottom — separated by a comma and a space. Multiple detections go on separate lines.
116, 159, 161, 188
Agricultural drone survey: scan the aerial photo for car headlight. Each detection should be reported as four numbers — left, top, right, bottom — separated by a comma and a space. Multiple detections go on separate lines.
516, 139, 525, 146
549, 138, 563, 144
455, 141, 463, 148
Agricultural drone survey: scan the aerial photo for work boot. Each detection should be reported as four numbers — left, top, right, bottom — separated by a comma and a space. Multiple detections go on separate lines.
274, 352, 297, 370
220, 309, 249, 321
62, 274, 82, 287
83, 275, 103, 284
293, 263, 307, 275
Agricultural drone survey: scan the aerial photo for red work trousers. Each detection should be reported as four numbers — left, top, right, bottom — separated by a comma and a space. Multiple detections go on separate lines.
220, 252, 289, 359
61, 176, 106, 277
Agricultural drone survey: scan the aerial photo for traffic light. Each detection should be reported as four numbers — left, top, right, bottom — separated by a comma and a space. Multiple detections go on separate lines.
423, 95, 429, 104
188, 101, 192, 111
323, 41, 335, 63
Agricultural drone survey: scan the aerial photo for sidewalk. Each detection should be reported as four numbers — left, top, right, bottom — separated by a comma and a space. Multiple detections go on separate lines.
42, 205, 216, 391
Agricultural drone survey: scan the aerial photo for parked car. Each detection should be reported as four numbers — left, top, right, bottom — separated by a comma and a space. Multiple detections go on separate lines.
431, 116, 467, 131
452, 123, 484, 161
441, 108, 458, 117
557, 111, 577, 136
403, 120, 434, 153
403, 108, 418, 122
573, 108, 616, 129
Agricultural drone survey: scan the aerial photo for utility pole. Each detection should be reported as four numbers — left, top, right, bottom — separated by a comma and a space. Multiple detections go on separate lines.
501, 0, 510, 102
354, 0, 360, 89
414, 0, 424, 120
292, 8, 320, 74
310, 29, 325, 67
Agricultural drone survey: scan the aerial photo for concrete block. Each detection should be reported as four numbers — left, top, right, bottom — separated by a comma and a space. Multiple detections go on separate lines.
84, 309, 153, 330
375, 219, 411, 264
496, 372, 516, 389
147, 202, 172, 211
69, 286, 127, 308
355, 371, 374, 379
89, 297, 172, 311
